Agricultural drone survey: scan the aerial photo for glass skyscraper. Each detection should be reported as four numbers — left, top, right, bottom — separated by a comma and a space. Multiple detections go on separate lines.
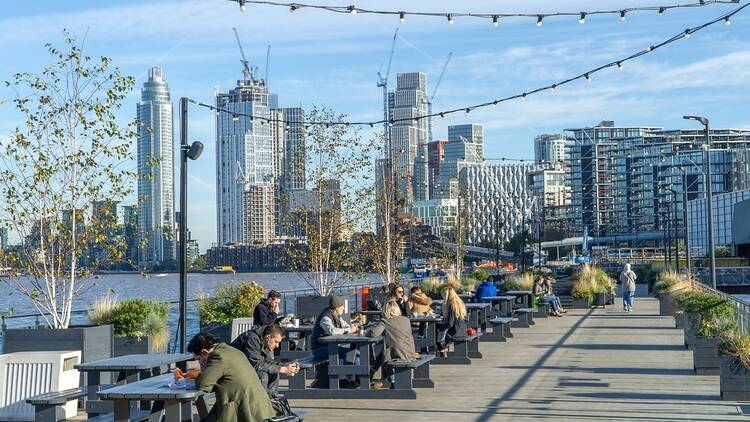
136, 66, 175, 268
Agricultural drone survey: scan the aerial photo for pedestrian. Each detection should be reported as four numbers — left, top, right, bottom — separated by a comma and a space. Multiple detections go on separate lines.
619, 263, 637, 312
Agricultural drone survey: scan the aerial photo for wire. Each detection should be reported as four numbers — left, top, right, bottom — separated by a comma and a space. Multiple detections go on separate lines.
228, 0, 738, 24
191, 1, 748, 127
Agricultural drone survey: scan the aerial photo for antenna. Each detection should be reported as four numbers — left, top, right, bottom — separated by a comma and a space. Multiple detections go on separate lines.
232, 27, 252, 81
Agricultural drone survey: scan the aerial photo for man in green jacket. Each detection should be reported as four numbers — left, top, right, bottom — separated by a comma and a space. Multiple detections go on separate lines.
188, 333, 276, 422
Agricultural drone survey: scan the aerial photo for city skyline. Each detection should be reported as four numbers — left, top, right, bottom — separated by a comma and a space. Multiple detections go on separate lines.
1, 1, 750, 250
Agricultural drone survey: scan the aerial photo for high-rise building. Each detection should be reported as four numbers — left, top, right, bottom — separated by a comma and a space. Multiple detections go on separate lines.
437, 124, 484, 198
121, 205, 139, 265
281, 107, 306, 191
0, 227, 8, 251
427, 140, 447, 198
408, 198, 458, 241
688, 188, 750, 257
216, 78, 274, 245
534, 134, 568, 163
243, 184, 275, 244
388, 72, 429, 204
136, 66, 175, 268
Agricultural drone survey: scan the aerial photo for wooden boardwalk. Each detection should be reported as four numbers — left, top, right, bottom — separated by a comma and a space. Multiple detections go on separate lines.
289, 291, 749, 421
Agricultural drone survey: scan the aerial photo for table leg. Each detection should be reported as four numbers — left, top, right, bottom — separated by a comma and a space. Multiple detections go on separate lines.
358, 343, 371, 390
163, 399, 182, 422
86, 371, 102, 416
327, 343, 339, 390
113, 399, 130, 422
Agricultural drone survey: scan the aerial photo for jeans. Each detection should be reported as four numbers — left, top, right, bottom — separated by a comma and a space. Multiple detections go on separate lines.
257, 370, 279, 395
623, 291, 635, 309
312, 345, 361, 366
541, 295, 561, 312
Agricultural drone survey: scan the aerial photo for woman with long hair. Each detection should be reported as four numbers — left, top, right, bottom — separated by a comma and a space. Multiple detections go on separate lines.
436, 282, 469, 356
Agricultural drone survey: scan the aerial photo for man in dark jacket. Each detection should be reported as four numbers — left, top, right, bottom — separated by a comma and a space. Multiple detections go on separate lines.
253, 290, 286, 327
231, 324, 299, 394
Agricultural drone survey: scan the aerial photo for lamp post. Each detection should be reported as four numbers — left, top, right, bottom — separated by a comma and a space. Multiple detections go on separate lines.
666, 187, 679, 272
178, 97, 204, 353
683, 115, 715, 289
681, 170, 691, 276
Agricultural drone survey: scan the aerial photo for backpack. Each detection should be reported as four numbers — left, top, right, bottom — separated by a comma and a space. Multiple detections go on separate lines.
267, 392, 301, 421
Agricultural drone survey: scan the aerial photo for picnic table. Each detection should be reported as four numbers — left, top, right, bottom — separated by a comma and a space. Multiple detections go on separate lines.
504, 290, 534, 309
360, 310, 385, 321
97, 373, 201, 422
409, 315, 441, 354
482, 295, 516, 318
279, 324, 314, 360
430, 300, 490, 333
76, 353, 193, 416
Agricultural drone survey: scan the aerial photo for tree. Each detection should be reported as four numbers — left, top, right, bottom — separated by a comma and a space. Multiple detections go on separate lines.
191, 255, 208, 271
287, 107, 373, 296
0, 33, 136, 328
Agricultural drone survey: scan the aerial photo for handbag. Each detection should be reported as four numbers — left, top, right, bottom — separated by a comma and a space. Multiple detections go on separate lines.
267, 392, 300, 420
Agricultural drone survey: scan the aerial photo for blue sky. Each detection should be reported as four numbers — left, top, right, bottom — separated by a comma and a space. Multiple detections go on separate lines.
1, 0, 749, 251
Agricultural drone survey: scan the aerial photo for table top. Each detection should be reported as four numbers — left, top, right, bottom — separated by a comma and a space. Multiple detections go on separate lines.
97, 374, 204, 400
465, 303, 491, 309
318, 335, 383, 344
281, 324, 314, 333
360, 310, 384, 315
504, 291, 533, 296
482, 296, 516, 301
76, 353, 193, 372
408, 315, 441, 322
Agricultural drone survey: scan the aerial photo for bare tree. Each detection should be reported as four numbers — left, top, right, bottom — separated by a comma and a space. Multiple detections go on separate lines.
0, 33, 136, 328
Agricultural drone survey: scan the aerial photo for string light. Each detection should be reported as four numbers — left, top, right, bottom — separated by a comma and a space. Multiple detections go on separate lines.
399, 11, 405, 23
725, 16, 732, 25
579, 12, 586, 24
620, 10, 626, 21
617, 61, 624, 70
239, 0, 247, 12
447, 13, 453, 24
348, 5, 357, 15
192, 1, 749, 128
492, 15, 499, 27
658, 6, 666, 14
684, 29, 691, 37
289, 4, 297, 11
536, 15, 543, 26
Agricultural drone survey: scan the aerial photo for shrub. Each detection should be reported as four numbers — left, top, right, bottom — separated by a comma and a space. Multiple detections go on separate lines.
89, 297, 170, 343
675, 290, 736, 338
571, 265, 612, 300
420, 276, 443, 298
504, 273, 534, 291
198, 281, 265, 324
460, 276, 478, 293
88, 293, 117, 325
472, 269, 489, 282
718, 333, 750, 368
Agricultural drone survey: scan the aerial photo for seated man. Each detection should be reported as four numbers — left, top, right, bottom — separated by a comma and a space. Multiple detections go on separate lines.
188, 332, 276, 422
473, 276, 497, 303
230, 324, 300, 395
253, 290, 288, 327
311, 295, 361, 387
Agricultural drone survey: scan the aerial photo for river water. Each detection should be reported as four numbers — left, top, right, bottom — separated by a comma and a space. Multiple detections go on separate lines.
0, 272, 382, 351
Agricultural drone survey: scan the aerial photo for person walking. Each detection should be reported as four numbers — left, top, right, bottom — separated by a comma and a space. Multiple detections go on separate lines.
619, 263, 637, 312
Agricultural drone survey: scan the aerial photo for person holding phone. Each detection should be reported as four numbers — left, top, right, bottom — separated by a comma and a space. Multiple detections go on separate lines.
253, 290, 292, 327
230, 324, 300, 395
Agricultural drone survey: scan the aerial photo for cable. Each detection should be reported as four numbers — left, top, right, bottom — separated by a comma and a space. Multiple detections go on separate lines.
191, 1, 748, 127
227, 0, 738, 24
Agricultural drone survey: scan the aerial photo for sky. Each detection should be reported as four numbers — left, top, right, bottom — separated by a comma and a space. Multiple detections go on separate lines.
0, 0, 749, 251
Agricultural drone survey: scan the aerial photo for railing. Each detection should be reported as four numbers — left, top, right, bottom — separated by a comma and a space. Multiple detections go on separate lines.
690, 280, 750, 334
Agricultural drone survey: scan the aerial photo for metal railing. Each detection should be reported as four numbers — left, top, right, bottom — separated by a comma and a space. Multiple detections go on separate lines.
690, 280, 750, 334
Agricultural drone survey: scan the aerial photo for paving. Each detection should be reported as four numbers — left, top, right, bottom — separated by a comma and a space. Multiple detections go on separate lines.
288, 288, 749, 422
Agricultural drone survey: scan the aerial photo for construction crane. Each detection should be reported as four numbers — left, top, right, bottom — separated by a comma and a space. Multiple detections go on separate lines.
376, 28, 398, 153
427, 52, 452, 143
232, 27, 252, 81
264, 45, 271, 85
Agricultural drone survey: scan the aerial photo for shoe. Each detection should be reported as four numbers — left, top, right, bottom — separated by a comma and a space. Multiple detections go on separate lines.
346, 379, 360, 389
628, 308, 634, 313
623, 305, 628, 311
370, 380, 388, 389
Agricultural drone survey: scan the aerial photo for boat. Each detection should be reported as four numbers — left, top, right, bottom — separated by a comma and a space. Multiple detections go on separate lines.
201, 266, 237, 274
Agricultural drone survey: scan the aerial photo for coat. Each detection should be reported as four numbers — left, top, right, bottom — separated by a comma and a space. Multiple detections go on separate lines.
438, 303, 469, 344
196, 343, 276, 422
253, 298, 279, 327
619, 270, 637, 292
368, 316, 416, 363
408, 292, 433, 315
473, 281, 497, 303
229, 326, 279, 376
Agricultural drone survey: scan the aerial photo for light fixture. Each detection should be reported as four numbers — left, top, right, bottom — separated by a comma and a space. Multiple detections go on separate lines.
492, 101, 498, 108
290, 4, 298, 12
617, 61, 623, 70
646, 46, 653, 52
465, 108, 470, 116
725, 16, 732, 26
492, 15, 499, 27
232, 114, 239, 122
684, 29, 691, 38
585, 73, 591, 82
399, 11, 405, 23
579, 12, 586, 24
239, 0, 246, 12
537, 15, 543, 26
447, 14, 453, 24
348, 6, 357, 15
440, 113, 445, 119
550, 84, 556, 92
620, 10, 626, 21
521, 93, 527, 100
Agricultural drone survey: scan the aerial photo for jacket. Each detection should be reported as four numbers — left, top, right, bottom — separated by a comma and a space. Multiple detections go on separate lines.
474, 281, 497, 303
368, 316, 416, 363
252, 298, 279, 327
229, 326, 279, 376
619, 270, 637, 292
195, 343, 276, 422
438, 303, 469, 343
408, 292, 433, 315
311, 308, 349, 350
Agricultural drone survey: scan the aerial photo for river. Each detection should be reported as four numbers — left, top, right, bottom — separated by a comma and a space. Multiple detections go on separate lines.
0, 272, 382, 351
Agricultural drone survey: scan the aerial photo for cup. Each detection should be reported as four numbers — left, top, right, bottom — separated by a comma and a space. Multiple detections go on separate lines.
358, 326, 365, 336
293, 318, 300, 327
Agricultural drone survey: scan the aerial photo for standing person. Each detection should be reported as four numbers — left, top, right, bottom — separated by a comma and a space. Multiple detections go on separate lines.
253, 290, 288, 327
368, 300, 417, 388
436, 283, 469, 357
310, 295, 361, 387
188, 333, 276, 422
388, 283, 410, 316
230, 324, 300, 395
408, 286, 433, 316
620, 263, 637, 312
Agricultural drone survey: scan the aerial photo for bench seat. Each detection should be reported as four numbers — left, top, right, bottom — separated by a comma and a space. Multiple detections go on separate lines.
433, 333, 483, 365
283, 355, 329, 390
26, 387, 87, 422
534, 302, 551, 318
86, 409, 151, 422
513, 308, 535, 327
388, 355, 436, 389
481, 317, 514, 342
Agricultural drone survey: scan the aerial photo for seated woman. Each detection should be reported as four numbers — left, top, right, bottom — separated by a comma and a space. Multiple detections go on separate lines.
408, 285, 433, 316
436, 283, 469, 357
188, 332, 276, 422
368, 300, 417, 388
533, 276, 565, 317
387, 283, 410, 316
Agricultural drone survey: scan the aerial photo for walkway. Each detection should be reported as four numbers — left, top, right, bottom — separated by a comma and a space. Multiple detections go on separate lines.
289, 289, 748, 421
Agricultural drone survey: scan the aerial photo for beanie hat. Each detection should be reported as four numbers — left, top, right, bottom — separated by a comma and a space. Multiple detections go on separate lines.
329, 295, 345, 309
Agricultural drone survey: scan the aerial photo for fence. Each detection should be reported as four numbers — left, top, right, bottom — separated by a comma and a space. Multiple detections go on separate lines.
691, 280, 750, 335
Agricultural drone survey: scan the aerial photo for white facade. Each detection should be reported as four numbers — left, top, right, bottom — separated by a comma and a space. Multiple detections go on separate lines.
438, 124, 484, 198
243, 184, 275, 244
136, 66, 175, 268
534, 134, 567, 163
688, 188, 750, 257
409, 198, 458, 241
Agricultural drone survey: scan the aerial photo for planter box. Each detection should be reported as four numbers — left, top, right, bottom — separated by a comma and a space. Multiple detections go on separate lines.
295, 296, 346, 323
200, 322, 232, 343
570, 297, 590, 309
683, 312, 699, 350
2, 324, 113, 385
674, 313, 685, 329
659, 294, 677, 316
605, 291, 615, 305
114, 336, 167, 357
720, 354, 750, 401
592, 293, 606, 307
693, 337, 721, 375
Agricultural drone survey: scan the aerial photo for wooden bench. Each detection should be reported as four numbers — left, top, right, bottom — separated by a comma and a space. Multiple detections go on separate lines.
86, 409, 151, 422
284, 355, 329, 390
534, 302, 551, 318
481, 317, 514, 342
512, 308, 535, 327
196, 392, 305, 421
433, 333, 483, 365
388, 355, 436, 389
26, 387, 87, 422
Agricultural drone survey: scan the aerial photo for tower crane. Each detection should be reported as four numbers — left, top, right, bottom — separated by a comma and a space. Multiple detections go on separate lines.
264, 45, 271, 85
376, 28, 398, 153
427, 52, 452, 143
232, 27, 252, 81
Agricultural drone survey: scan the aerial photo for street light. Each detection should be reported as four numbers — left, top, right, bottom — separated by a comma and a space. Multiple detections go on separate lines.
179, 97, 204, 353
683, 115, 715, 289
666, 187, 679, 272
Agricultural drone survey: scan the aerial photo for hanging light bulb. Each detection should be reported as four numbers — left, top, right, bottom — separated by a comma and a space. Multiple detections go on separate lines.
290, 4, 298, 12
585, 73, 591, 82
440, 113, 445, 119
646, 46, 653, 52
658, 7, 666, 15
465, 108, 471, 116
550, 84, 557, 92
619, 10, 626, 21
579, 12, 586, 24
239, 0, 246, 13
617, 61, 623, 70
348, 6, 357, 15
492, 101, 498, 108
369, 123, 374, 128
492, 15, 499, 27
521, 93, 527, 100
684, 29, 691, 38
536, 15, 543, 27
399, 11, 405, 23
232, 114, 239, 122
447, 14, 453, 25
725, 16, 732, 26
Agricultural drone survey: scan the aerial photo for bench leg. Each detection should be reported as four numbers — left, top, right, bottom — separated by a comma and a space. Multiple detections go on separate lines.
413, 363, 434, 388
468, 338, 482, 359
35, 404, 58, 422
289, 369, 308, 390
452, 341, 469, 359
393, 367, 412, 389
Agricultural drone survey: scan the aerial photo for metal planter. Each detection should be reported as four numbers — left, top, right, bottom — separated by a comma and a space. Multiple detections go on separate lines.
592, 293, 606, 307
693, 337, 721, 375
720, 354, 750, 401
674, 313, 685, 329
570, 297, 590, 309
113, 336, 167, 357
683, 312, 699, 350
659, 294, 677, 316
